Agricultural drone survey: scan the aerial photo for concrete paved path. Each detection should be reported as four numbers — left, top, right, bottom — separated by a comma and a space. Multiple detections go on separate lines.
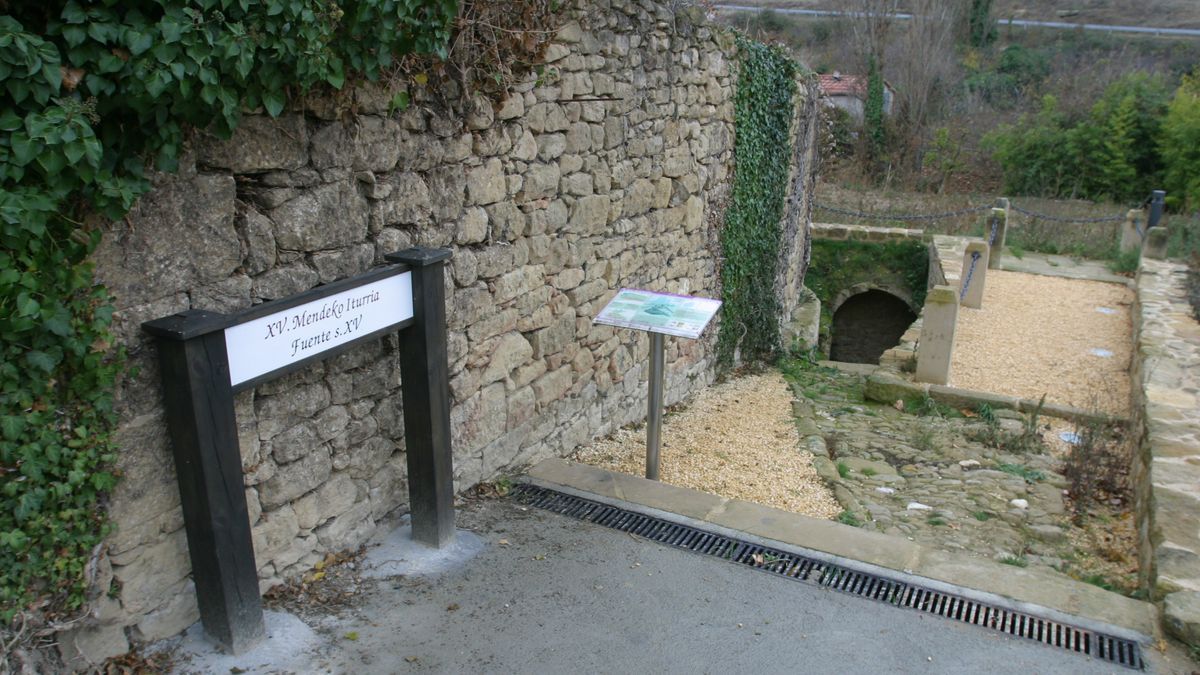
166, 493, 1170, 674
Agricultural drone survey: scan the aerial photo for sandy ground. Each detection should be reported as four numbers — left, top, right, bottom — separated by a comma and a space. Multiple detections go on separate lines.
951, 270, 1135, 416
574, 373, 842, 519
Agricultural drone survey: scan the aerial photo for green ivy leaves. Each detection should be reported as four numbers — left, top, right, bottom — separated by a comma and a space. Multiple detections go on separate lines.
0, 0, 457, 623
718, 38, 798, 370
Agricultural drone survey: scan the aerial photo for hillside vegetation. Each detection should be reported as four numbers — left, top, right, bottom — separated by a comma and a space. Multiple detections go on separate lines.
736, 0, 1200, 29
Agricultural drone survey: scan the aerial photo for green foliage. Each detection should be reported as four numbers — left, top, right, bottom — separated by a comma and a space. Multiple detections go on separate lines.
805, 239, 928, 351
718, 38, 797, 369
0, 0, 455, 623
983, 73, 1171, 202
966, 0, 996, 48
976, 403, 995, 425
920, 127, 963, 193
863, 56, 885, 164
836, 461, 849, 479
965, 45, 1050, 109
999, 554, 1028, 568
996, 463, 1046, 483
1108, 246, 1141, 275
836, 510, 862, 527
1161, 71, 1200, 212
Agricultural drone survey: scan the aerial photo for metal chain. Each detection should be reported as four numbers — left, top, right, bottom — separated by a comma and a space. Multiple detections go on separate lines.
988, 214, 999, 246
959, 251, 981, 302
813, 201, 991, 222
1009, 203, 1126, 224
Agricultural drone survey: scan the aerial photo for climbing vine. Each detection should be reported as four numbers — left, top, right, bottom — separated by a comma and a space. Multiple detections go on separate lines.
0, 0, 456, 625
717, 37, 797, 369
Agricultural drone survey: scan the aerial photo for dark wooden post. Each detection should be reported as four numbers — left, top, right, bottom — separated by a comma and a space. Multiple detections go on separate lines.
141, 310, 264, 654
386, 247, 456, 547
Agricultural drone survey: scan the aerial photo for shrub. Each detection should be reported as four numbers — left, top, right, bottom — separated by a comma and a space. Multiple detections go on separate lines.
1061, 418, 1133, 523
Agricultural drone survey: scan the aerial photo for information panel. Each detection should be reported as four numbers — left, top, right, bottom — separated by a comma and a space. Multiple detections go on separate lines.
224, 271, 413, 386
593, 288, 721, 339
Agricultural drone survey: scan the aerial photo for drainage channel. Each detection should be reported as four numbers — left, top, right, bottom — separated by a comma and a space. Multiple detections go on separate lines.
512, 483, 1144, 670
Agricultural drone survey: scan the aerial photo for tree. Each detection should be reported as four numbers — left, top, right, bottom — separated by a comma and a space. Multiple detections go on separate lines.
892, 0, 961, 167
864, 56, 887, 164
966, 0, 996, 47
1161, 72, 1200, 211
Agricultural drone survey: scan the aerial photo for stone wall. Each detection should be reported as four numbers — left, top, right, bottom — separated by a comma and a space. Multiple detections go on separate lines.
70, 0, 820, 661
1130, 257, 1200, 643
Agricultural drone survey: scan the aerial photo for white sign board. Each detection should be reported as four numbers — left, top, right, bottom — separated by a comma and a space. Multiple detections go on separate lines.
224, 272, 413, 386
593, 288, 721, 339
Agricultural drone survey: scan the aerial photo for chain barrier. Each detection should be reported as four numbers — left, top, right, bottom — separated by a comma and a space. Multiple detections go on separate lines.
813, 201, 991, 222
814, 199, 1127, 226
959, 251, 981, 302
988, 214, 999, 246
1008, 203, 1126, 224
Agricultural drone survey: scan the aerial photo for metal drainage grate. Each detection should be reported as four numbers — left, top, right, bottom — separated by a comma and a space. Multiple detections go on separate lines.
512, 484, 1144, 670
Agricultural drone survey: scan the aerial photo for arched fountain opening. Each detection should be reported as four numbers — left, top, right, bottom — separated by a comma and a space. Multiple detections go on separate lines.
829, 289, 918, 364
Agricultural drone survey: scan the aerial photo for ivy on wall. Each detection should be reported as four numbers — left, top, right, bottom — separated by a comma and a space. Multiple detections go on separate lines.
717, 37, 797, 369
0, 0, 456, 624
804, 239, 929, 352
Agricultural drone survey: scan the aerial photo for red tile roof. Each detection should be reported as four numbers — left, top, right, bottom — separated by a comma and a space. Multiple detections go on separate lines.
818, 73, 868, 98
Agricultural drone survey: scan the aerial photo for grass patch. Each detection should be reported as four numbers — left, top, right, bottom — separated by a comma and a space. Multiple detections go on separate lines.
927, 516, 947, 527
836, 461, 850, 479
997, 463, 1046, 483
911, 424, 939, 454
999, 554, 1028, 568
837, 510, 862, 527
861, 467, 877, 477
1107, 247, 1141, 276
973, 511, 991, 521
1080, 573, 1116, 592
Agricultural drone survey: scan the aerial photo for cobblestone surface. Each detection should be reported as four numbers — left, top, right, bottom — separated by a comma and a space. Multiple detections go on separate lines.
789, 362, 1137, 593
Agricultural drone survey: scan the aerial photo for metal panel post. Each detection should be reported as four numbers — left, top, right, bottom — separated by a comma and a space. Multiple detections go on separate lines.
141, 311, 265, 655
646, 332, 665, 480
1148, 190, 1166, 229
387, 247, 456, 547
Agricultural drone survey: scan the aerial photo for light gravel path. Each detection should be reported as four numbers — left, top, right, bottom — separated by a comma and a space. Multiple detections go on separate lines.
950, 270, 1135, 416
575, 372, 841, 519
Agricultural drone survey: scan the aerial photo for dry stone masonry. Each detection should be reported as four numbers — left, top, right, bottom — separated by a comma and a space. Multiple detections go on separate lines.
1131, 258, 1200, 644
71, 0, 819, 661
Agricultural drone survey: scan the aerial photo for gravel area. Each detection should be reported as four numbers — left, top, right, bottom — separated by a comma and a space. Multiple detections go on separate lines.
575, 373, 841, 519
951, 270, 1134, 416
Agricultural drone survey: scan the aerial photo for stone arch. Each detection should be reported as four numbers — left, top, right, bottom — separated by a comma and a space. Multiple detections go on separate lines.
829, 288, 918, 364
830, 282, 918, 316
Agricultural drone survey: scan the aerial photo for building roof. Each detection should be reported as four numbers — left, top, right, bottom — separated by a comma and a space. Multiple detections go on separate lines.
818, 73, 867, 98
818, 72, 894, 99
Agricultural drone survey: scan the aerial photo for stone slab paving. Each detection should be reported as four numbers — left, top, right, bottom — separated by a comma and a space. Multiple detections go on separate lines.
1000, 251, 1132, 286
525, 458, 1158, 642
1134, 258, 1200, 644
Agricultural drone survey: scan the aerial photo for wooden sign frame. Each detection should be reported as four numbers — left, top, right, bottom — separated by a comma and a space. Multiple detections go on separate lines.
142, 247, 454, 654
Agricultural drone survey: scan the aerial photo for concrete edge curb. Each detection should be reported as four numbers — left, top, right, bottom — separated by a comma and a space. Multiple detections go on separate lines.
864, 372, 1129, 426
519, 462, 1158, 645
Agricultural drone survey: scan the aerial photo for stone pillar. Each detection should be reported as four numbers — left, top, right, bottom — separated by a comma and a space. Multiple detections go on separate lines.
959, 241, 989, 309
986, 200, 1008, 270
1143, 226, 1169, 260
1121, 208, 1145, 254
915, 285, 958, 385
